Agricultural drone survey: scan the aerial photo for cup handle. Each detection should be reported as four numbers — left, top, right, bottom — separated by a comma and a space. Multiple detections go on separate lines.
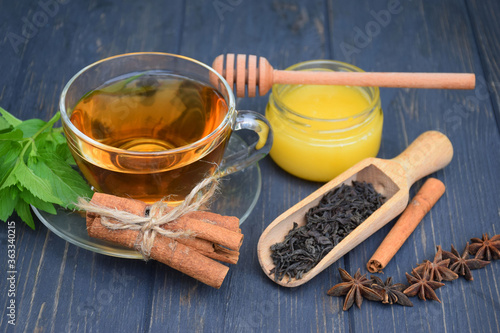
217, 110, 273, 177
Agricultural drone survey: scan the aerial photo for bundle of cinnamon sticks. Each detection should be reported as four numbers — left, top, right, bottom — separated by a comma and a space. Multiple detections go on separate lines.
85, 193, 243, 289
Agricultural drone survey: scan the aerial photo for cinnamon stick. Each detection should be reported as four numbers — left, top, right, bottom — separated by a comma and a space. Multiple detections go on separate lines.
86, 193, 232, 288
165, 215, 243, 251
186, 211, 241, 233
151, 208, 242, 251
366, 178, 446, 273
169, 214, 241, 264
176, 237, 240, 264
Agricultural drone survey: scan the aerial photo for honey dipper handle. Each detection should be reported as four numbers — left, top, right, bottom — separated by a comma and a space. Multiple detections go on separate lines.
392, 131, 453, 187
273, 71, 476, 90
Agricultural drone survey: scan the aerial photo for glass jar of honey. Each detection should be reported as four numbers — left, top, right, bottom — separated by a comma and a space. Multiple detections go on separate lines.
265, 60, 383, 182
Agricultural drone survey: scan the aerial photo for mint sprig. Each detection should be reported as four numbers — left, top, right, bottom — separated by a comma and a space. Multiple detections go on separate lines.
0, 107, 93, 229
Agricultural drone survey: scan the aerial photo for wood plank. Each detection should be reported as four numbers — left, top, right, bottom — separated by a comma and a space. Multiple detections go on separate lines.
146, 0, 352, 332
0, 1, 185, 332
327, 0, 500, 332
0, 0, 499, 332
466, 0, 500, 131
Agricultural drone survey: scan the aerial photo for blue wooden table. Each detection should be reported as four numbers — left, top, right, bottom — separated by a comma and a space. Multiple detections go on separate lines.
1, 1, 499, 332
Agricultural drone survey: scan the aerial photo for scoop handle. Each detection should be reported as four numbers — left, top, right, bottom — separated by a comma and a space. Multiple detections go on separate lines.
392, 131, 453, 187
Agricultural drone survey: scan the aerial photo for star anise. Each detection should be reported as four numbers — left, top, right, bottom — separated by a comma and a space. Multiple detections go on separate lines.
414, 246, 458, 282
327, 268, 382, 311
371, 276, 413, 306
442, 243, 490, 281
403, 268, 445, 302
469, 233, 500, 261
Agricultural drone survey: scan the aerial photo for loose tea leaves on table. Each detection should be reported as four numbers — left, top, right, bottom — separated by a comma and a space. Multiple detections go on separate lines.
270, 181, 385, 281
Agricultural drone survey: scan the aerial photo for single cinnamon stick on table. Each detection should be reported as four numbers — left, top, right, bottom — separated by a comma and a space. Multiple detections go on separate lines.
366, 178, 446, 273
86, 193, 235, 288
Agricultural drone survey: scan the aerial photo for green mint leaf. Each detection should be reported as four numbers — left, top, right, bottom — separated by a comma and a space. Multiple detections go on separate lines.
0, 115, 12, 132
33, 131, 55, 153
0, 141, 22, 180
19, 187, 57, 215
56, 143, 76, 165
0, 166, 19, 190
49, 128, 67, 146
16, 118, 47, 138
15, 159, 63, 205
0, 108, 93, 228
35, 130, 75, 164
14, 199, 35, 229
35, 128, 66, 149
0, 141, 23, 189
0, 186, 19, 222
32, 151, 93, 208
0, 128, 23, 140
0, 107, 22, 127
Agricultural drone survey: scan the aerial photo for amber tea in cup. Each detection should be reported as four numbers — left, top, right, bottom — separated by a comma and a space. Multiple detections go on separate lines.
60, 53, 272, 203
70, 74, 228, 202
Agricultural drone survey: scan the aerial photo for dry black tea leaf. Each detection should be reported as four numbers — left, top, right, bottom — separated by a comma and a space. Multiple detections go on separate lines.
270, 181, 385, 281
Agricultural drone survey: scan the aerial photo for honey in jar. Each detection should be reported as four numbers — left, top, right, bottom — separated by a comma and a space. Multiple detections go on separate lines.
265, 60, 383, 182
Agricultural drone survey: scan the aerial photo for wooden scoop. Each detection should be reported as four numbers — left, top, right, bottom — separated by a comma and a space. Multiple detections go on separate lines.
212, 54, 476, 97
257, 131, 453, 287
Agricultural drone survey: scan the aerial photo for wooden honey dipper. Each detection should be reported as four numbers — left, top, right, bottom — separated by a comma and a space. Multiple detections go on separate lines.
212, 54, 476, 97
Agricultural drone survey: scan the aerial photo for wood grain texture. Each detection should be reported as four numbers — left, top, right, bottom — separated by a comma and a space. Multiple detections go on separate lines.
466, 0, 500, 130
328, 0, 500, 332
214, 53, 475, 97
0, 1, 184, 332
0, 0, 499, 332
258, 131, 453, 287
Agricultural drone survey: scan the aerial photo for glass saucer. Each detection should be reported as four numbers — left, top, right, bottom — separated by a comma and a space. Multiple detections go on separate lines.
33, 135, 262, 259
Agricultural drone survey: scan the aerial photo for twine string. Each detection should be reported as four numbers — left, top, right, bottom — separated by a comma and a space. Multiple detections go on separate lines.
77, 176, 219, 259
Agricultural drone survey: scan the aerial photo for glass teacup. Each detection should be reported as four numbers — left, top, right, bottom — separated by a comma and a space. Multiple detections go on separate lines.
60, 53, 272, 203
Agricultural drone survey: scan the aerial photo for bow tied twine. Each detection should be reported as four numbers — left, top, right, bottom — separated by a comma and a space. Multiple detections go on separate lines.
77, 176, 218, 259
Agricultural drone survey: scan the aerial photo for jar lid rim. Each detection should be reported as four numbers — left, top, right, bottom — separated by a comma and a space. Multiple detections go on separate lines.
270, 59, 381, 122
